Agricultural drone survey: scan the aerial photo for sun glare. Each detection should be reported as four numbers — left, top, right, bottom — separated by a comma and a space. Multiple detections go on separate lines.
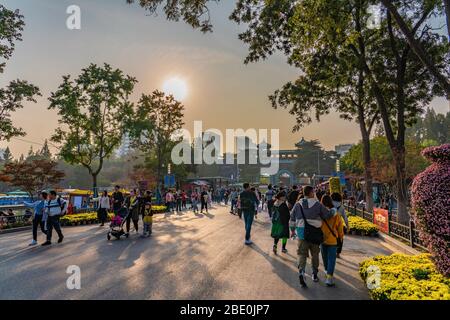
162, 77, 188, 101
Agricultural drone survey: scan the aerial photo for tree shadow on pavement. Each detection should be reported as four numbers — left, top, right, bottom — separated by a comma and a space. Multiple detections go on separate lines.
249, 243, 369, 300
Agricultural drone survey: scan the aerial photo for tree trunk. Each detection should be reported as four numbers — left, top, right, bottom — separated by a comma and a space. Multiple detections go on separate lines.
361, 133, 374, 214
393, 147, 409, 223
92, 174, 98, 198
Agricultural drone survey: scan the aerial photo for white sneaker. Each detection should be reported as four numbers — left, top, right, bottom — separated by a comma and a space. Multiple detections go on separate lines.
325, 275, 335, 287
29, 240, 37, 246
245, 240, 253, 245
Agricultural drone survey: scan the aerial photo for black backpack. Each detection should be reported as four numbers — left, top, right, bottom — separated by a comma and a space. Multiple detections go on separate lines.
299, 205, 323, 245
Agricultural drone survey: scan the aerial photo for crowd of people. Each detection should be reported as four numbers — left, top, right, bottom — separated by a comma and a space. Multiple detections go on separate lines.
232, 183, 349, 288
20, 181, 350, 288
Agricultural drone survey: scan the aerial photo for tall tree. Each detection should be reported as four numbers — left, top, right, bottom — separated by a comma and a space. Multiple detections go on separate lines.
0, 5, 40, 142
379, 0, 450, 95
0, 159, 65, 199
129, 90, 184, 189
40, 139, 52, 159
48, 63, 137, 196
1, 146, 13, 163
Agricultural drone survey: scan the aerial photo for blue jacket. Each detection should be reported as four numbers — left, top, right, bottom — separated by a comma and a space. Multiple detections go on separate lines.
23, 200, 46, 216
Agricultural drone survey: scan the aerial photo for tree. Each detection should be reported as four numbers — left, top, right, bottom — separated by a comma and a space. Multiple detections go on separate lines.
0, 159, 65, 199
406, 108, 450, 145
40, 139, 52, 159
379, 0, 450, 95
130, 0, 449, 222
48, 63, 137, 196
0, 5, 40, 142
294, 140, 337, 177
1, 146, 13, 163
342, 136, 429, 187
129, 90, 184, 189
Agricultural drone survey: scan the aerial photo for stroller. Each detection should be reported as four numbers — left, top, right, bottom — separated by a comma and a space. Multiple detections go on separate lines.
107, 207, 130, 241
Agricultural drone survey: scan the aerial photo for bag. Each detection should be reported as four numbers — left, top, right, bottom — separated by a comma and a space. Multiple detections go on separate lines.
270, 206, 284, 238
299, 205, 323, 245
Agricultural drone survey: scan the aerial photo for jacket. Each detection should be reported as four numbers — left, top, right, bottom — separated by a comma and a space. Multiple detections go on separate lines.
321, 209, 345, 245
289, 198, 333, 240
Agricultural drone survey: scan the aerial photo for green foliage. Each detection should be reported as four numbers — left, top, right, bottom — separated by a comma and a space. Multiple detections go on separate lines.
126, 0, 219, 33
406, 108, 450, 145
360, 254, 450, 300
48, 63, 137, 191
341, 136, 430, 184
129, 90, 185, 186
293, 139, 337, 176
0, 5, 41, 142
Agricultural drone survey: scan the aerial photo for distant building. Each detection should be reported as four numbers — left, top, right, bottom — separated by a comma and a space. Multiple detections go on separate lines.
115, 134, 132, 158
335, 144, 354, 158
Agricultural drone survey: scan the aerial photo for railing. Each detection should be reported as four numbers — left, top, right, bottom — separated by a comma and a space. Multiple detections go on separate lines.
0, 213, 33, 230
344, 201, 427, 251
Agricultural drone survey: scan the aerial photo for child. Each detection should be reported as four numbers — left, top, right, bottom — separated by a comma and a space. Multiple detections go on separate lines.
320, 195, 344, 287
142, 201, 153, 237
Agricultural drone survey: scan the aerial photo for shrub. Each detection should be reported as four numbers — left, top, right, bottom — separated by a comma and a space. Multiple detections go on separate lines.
360, 253, 450, 300
348, 216, 379, 235
411, 143, 450, 276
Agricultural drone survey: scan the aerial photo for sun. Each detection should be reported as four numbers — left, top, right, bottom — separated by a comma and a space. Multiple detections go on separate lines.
162, 77, 188, 101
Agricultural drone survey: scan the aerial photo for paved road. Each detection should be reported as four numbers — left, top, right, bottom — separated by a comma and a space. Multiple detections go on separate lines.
0, 205, 393, 300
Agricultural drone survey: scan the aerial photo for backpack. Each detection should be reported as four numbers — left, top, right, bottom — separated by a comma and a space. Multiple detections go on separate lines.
240, 193, 254, 211
299, 205, 323, 245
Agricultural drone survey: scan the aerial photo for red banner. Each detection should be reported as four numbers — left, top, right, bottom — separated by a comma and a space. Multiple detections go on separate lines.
373, 208, 389, 233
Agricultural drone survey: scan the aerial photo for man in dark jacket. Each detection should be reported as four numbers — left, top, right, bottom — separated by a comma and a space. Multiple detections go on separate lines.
112, 185, 124, 214
287, 185, 300, 209
239, 183, 258, 245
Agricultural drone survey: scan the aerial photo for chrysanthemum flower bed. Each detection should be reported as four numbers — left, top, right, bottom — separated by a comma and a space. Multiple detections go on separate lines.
360, 253, 450, 300
348, 215, 379, 236
60, 213, 114, 226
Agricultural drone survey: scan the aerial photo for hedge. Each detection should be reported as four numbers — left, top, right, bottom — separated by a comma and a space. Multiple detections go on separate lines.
360, 253, 450, 300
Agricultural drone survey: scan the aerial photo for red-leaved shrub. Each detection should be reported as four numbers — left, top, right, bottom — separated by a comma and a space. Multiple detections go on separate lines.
411, 144, 450, 277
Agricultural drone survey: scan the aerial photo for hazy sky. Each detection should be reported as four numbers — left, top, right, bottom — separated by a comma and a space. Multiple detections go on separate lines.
1, 0, 448, 157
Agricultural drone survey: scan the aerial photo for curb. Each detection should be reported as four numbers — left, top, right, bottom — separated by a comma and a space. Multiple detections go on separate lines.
377, 232, 421, 255
0, 226, 32, 235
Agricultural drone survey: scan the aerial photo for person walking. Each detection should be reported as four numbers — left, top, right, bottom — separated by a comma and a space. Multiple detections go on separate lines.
94, 190, 110, 226
175, 190, 182, 212
290, 185, 332, 288
191, 189, 199, 213
265, 184, 275, 218
125, 190, 140, 234
230, 189, 238, 214
287, 185, 300, 209
41, 191, 67, 246
239, 183, 258, 245
320, 195, 345, 287
112, 185, 124, 215
24, 191, 48, 246
251, 187, 260, 219
271, 191, 290, 254
200, 188, 209, 213
142, 200, 153, 238
165, 189, 175, 212
331, 192, 349, 258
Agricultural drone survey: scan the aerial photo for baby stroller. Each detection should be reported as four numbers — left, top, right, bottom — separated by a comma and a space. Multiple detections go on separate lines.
107, 207, 130, 241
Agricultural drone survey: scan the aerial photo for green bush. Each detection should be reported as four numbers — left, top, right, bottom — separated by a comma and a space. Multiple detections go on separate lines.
360, 253, 450, 300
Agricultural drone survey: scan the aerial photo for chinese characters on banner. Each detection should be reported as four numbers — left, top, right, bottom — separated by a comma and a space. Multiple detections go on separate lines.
373, 208, 389, 233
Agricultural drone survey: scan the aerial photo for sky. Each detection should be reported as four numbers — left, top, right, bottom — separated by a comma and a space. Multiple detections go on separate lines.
1, 0, 448, 157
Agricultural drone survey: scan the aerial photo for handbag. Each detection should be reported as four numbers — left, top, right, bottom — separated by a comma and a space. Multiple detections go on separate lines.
270, 205, 284, 238
299, 205, 323, 245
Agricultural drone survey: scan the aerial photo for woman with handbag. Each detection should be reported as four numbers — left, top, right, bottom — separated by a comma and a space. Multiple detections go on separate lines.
320, 195, 345, 287
271, 191, 290, 254
94, 190, 110, 226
